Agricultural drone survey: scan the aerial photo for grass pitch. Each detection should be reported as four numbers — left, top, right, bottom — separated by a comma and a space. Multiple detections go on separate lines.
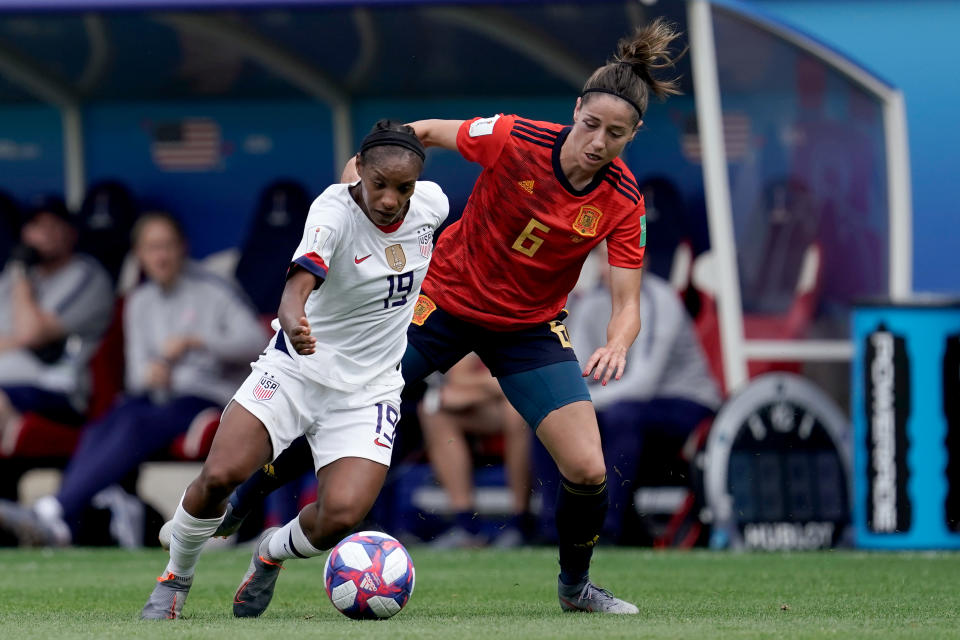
0, 546, 957, 639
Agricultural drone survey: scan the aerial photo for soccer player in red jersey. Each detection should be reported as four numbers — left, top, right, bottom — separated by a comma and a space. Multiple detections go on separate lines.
177, 19, 685, 616
402, 22, 682, 615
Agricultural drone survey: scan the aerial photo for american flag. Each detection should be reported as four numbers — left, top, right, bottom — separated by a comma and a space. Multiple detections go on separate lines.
681, 112, 753, 163
253, 375, 279, 401
151, 118, 222, 171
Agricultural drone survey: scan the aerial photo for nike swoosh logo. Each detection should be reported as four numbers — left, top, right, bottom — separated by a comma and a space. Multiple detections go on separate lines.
234, 575, 254, 604
355, 254, 372, 264
374, 438, 391, 449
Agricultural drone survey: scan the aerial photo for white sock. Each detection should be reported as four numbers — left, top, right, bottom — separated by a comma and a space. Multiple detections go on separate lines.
265, 515, 324, 562
164, 498, 224, 578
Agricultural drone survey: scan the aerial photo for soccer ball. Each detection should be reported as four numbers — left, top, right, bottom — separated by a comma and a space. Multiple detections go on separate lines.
323, 530, 415, 620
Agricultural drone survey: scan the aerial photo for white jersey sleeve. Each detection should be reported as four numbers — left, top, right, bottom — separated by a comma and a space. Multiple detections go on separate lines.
410, 180, 450, 228
290, 189, 346, 280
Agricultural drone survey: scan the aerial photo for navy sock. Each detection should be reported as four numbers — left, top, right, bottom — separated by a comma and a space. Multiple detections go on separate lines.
556, 475, 608, 586
454, 510, 478, 534
232, 436, 314, 517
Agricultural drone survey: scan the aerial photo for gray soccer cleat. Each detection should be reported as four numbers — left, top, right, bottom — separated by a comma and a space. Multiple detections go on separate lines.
233, 527, 283, 618
558, 577, 639, 614
140, 572, 193, 619
213, 501, 246, 538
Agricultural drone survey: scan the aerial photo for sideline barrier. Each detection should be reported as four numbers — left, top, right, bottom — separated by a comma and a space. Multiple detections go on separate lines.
852, 298, 960, 548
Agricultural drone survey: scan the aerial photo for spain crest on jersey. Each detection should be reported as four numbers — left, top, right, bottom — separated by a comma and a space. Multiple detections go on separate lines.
412, 294, 437, 326
385, 244, 406, 272
573, 205, 602, 237
253, 375, 280, 401
417, 227, 433, 258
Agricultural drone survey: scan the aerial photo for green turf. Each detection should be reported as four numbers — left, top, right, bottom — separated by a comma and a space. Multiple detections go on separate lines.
0, 546, 957, 639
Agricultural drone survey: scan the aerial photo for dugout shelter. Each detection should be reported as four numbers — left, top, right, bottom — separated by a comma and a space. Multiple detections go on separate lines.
0, 0, 911, 397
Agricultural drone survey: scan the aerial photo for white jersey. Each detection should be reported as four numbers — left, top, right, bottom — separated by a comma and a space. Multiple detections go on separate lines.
280, 180, 448, 392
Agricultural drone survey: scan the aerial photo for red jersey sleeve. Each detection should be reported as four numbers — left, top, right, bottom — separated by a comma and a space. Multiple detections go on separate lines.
456, 114, 516, 168
606, 200, 647, 269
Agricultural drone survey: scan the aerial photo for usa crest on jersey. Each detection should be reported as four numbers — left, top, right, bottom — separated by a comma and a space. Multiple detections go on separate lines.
417, 227, 433, 258
253, 374, 280, 400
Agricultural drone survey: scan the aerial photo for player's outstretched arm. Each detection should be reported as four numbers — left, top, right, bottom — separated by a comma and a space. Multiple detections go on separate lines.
582, 266, 644, 386
407, 119, 464, 151
278, 268, 319, 355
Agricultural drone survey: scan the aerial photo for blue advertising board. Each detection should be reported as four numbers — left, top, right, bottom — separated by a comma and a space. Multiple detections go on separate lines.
852, 300, 960, 548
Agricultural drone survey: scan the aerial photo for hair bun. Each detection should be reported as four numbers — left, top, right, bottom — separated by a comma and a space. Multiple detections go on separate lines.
614, 17, 685, 100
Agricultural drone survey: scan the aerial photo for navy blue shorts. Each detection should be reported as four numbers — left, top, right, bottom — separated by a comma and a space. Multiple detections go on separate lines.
0, 385, 85, 425
403, 297, 591, 428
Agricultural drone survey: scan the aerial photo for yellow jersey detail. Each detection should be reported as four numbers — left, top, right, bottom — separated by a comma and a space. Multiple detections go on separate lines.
549, 320, 573, 349
511, 218, 551, 257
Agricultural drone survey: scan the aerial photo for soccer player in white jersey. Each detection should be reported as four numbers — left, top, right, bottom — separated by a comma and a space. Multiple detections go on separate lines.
141, 120, 449, 620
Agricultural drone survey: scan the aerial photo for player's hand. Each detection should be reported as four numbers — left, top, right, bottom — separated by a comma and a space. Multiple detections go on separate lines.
289, 316, 316, 355
162, 335, 198, 362
582, 344, 628, 386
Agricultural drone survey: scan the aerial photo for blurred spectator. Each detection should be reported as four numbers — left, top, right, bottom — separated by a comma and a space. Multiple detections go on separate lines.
637, 176, 687, 281
77, 180, 139, 282
0, 211, 268, 546
234, 180, 311, 315
0, 197, 114, 432
419, 353, 532, 548
562, 258, 722, 543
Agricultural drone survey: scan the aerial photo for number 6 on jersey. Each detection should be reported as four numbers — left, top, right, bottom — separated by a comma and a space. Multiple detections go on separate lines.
512, 218, 551, 257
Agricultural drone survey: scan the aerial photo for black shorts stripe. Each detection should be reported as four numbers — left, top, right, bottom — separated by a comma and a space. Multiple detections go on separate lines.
510, 131, 555, 149
515, 119, 562, 135
513, 123, 558, 143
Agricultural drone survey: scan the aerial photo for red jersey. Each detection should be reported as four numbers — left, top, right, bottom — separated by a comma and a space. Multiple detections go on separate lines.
422, 114, 646, 330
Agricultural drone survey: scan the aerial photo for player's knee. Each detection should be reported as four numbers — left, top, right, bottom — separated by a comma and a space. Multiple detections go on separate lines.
315, 496, 366, 545
196, 463, 245, 501
559, 454, 607, 486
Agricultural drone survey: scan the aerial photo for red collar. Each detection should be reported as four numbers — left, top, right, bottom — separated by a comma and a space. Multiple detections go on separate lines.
375, 217, 405, 233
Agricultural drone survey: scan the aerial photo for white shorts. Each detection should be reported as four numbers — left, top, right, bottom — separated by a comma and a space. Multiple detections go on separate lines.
232, 340, 401, 471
